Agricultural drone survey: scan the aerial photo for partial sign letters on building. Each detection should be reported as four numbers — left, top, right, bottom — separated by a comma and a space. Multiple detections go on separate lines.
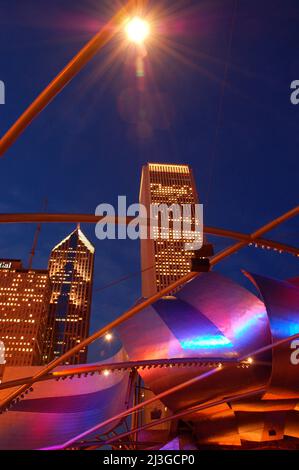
0, 261, 12, 269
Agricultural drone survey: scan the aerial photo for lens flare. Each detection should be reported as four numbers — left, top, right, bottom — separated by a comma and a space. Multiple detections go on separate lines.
125, 17, 150, 44
104, 332, 113, 342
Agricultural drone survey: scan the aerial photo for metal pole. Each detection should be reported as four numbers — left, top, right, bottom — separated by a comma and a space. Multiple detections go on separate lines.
1, 357, 231, 390
0, 206, 297, 410
0, 213, 297, 256
43, 327, 299, 449
0, 0, 138, 158
100, 388, 266, 449
211, 206, 299, 266
42, 367, 223, 450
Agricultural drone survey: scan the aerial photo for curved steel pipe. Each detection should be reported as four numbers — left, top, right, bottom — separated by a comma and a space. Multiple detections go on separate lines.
0, 1, 139, 157
0, 206, 298, 411
0, 213, 297, 256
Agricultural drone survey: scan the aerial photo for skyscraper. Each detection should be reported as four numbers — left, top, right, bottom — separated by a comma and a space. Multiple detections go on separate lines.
139, 163, 202, 298
0, 259, 51, 366
43, 228, 95, 365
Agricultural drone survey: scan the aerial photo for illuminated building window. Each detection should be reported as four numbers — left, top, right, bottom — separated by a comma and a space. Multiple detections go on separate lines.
0, 260, 51, 366
42, 228, 95, 365
140, 163, 203, 298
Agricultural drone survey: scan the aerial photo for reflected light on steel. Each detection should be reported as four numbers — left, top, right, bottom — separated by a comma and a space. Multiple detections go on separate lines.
104, 332, 113, 342
180, 334, 232, 350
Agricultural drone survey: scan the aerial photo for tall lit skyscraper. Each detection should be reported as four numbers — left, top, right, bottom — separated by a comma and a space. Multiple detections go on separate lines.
43, 228, 95, 365
0, 260, 51, 366
139, 163, 203, 298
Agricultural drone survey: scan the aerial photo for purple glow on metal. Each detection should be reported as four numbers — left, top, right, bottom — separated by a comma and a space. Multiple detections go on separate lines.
231, 312, 266, 339
246, 273, 299, 398
178, 272, 270, 358
180, 334, 232, 350
0, 351, 129, 450
160, 437, 180, 450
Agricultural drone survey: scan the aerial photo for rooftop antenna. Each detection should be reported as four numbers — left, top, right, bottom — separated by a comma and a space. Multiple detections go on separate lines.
28, 198, 48, 269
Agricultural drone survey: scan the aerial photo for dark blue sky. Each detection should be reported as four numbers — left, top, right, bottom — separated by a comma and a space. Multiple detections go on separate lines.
0, 0, 298, 361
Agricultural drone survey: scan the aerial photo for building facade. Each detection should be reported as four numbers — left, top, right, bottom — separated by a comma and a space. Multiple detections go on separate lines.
139, 163, 202, 298
43, 228, 95, 365
0, 259, 51, 366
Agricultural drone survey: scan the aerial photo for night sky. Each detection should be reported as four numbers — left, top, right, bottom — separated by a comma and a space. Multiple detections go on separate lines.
0, 0, 298, 361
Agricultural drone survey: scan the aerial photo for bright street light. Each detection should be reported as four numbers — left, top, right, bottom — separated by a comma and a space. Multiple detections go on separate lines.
125, 17, 150, 44
0, 0, 143, 158
104, 332, 113, 342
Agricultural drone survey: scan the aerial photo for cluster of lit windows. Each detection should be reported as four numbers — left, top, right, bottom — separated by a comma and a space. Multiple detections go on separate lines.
149, 163, 190, 174
140, 163, 202, 295
6, 347, 33, 352
0, 268, 50, 366
0, 318, 36, 323
54, 318, 82, 322
43, 229, 94, 365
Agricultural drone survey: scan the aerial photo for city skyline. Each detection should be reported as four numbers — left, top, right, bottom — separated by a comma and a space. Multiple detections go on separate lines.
0, 158, 296, 368
0, 165, 297, 364
0, 161, 205, 366
0, 1, 298, 366
0, 0, 298, 452
0, 227, 95, 367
